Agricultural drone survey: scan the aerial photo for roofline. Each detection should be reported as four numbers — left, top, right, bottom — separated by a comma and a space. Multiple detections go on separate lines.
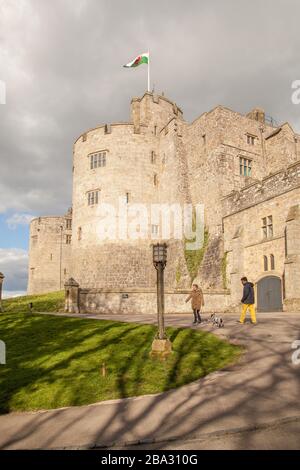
30, 215, 70, 224
73, 122, 150, 145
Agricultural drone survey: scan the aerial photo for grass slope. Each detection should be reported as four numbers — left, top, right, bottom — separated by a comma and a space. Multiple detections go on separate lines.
0, 294, 242, 413
2, 291, 65, 314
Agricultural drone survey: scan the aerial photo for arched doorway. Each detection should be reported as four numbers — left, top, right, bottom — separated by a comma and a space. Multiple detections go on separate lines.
257, 276, 283, 312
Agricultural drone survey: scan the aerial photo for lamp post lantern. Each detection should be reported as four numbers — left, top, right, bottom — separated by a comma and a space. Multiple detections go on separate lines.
0, 272, 5, 313
151, 244, 172, 356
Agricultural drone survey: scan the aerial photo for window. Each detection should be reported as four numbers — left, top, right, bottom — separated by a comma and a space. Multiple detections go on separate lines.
66, 219, 72, 230
78, 227, 82, 240
202, 134, 206, 145
247, 134, 255, 145
239, 157, 252, 177
88, 190, 99, 206
263, 255, 268, 271
262, 215, 273, 239
154, 173, 158, 186
90, 151, 106, 169
126, 192, 130, 204
270, 254, 275, 270
267, 215, 273, 237
151, 224, 159, 236
151, 151, 156, 164
64, 268, 67, 275
284, 227, 288, 256
154, 125, 157, 136
262, 217, 267, 238
66, 234, 72, 244
50, 253, 53, 261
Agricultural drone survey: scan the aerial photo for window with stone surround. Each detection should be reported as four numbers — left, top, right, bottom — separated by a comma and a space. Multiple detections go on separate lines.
270, 254, 275, 270
66, 218, 72, 230
151, 151, 156, 164
263, 255, 268, 271
246, 134, 255, 145
151, 224, 159, 236
239, 157, 252, 176
262, 215, 273, 239
154, 173, 158, 186
89, 151, 106, 169
66, 234, 72, 244
88, 190, 99, 206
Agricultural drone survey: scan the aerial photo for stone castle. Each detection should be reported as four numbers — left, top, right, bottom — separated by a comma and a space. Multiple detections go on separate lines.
28, 92, 300, 313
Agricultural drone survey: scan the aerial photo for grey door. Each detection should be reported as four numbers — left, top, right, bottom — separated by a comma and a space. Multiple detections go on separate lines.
257, 276, 283, 312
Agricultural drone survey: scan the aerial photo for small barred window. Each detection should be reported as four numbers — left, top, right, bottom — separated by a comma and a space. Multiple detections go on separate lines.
90, 151, 107, 169
88, 190, 99, 206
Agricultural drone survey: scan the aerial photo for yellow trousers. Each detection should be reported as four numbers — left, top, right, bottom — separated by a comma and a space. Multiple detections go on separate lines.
240, 304, 257, 324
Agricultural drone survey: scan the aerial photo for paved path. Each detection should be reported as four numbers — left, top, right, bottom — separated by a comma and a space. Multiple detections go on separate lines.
0, 312, 299, 449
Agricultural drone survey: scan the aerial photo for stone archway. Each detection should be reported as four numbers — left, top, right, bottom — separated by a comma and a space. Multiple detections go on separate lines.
257, 276, 283, 312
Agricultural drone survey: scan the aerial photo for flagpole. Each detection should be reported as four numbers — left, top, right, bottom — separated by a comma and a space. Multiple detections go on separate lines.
147, 50, 150, 92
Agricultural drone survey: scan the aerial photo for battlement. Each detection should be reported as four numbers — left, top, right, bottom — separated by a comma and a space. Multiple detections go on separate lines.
131, 91, 183, 116
222, 160, 300, 217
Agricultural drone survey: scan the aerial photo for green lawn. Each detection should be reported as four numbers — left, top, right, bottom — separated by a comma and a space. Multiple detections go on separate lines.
0, 293, 242, 414
2, 290, 65, 314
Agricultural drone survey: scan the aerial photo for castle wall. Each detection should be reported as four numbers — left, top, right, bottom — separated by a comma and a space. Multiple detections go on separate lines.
28, 215, 72, 294
28, 92, 300, 314
223, 161, 300, 310
265, 124, 298, 173
71, 93, 191, 292
78, 288, 230, 315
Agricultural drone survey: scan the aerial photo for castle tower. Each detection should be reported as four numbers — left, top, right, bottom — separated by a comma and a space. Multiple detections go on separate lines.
27, 211, 72, 294
70, 92, 191, 311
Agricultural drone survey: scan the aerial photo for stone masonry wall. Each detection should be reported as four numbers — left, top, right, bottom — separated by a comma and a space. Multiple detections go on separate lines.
28, 214, 72, 294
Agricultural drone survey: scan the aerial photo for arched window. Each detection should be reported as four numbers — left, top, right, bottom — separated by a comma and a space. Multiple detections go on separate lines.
263, 255, 268, 271
270, 254, 275, 270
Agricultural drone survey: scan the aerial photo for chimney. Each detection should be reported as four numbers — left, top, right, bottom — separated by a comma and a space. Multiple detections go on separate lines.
246, 107, 265, 124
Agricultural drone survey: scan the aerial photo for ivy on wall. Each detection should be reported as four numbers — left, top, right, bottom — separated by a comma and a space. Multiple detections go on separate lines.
184, 228, 209, 281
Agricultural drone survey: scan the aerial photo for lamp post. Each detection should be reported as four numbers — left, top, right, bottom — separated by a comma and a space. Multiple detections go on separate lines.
151, 244, 172, 356
0, 273, 5, 313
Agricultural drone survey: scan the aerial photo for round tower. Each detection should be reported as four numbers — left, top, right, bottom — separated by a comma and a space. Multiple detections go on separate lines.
71, 92, 191, 301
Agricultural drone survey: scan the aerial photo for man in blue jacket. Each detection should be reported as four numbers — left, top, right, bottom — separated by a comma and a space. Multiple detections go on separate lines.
239, 276, 257, 324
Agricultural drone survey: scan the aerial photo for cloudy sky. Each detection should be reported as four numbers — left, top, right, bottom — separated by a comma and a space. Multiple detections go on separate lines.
0, 0, 300, 296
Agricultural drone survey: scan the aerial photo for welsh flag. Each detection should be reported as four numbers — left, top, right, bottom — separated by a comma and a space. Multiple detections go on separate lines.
123, 52, 149, 68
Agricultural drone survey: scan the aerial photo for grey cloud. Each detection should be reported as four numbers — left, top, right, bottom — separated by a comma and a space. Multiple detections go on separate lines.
0, 248, 28, 293
1, 0, 300, 215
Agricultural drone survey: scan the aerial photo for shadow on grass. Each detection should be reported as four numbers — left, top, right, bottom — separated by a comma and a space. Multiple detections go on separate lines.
0, 312, 299, 450
0, 312, 240, 415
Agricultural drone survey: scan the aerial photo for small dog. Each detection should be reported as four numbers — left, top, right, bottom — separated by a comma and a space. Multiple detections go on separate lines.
210, 313, 224, 328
